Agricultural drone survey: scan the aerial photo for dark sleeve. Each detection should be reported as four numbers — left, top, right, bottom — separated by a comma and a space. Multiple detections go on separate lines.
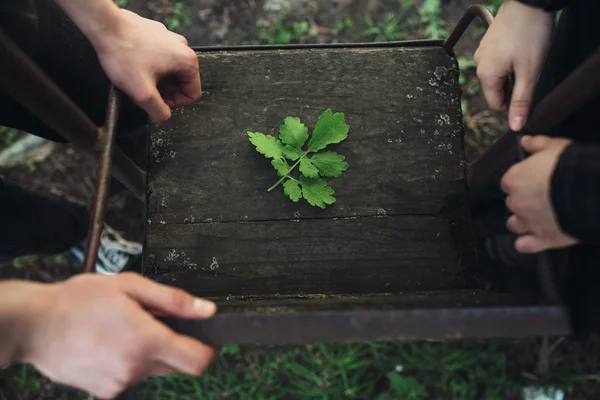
551, 143, 600, 243
516, 0, 571, 11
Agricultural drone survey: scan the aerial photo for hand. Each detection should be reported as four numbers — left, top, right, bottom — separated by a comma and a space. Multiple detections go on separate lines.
92, 10, 201, 123
474, 0, 554, 131
501, 135, 578, 253
22, 273, 217, 399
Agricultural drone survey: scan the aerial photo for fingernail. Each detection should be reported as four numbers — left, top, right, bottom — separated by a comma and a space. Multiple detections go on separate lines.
510, 116, 525, 131
193, 298, 216, 315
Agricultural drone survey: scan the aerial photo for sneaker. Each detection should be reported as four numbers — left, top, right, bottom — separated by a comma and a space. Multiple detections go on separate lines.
71, 224, 143, 274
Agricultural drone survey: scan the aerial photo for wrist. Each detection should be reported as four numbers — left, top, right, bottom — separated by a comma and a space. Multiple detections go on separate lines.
0, 281, 56, 365
54, 0, 124, 50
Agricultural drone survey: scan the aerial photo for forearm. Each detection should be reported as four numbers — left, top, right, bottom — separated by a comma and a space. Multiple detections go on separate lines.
552, 143, 600, 243
52, 0, 123, 48
0, 281, 48, 366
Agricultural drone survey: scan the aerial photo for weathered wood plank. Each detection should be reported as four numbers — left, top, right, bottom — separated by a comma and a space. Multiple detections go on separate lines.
145, 215, 465, 297
185, 291, 539, 313
147, 46, 463, 223
144, 45, 468, 299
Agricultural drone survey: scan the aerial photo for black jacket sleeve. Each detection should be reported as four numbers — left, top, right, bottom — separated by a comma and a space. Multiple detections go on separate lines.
551, 143, 600, 243
516, 0, 571, 11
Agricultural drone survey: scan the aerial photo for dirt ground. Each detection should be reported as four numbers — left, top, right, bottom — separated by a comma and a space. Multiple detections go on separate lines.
1, 0, 599, 399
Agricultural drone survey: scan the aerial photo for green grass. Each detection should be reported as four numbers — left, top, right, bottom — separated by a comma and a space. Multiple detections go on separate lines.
255, 7, 317, 45
362, 3, 417, 42
419, 0, 448, 39
138, 341, 526, 399
0, 126, 19, 148
164, 2, 190, 32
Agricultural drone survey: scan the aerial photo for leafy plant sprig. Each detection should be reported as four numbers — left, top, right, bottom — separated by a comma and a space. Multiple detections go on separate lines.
248, 109, 350, 209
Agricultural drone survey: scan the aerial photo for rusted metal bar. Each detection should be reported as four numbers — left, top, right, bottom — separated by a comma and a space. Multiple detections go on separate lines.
158, 306, 570, 346
84, 86, 120, 273
0, 26, 146, 198
190, 39, 444, 52
443, 5, 493, 53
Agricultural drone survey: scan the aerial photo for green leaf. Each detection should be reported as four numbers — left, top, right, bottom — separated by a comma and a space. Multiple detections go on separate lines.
307, 109, 349, 152
271, 159, 289, 177
283, 145, 303, 161
299, 176, 335, 209
299, 158, 319, 178
248, 132, 284, 159
283, 179, 302, 202
251, 110, 350, 208
307, 151, 349, 178
279, 117, 309, 148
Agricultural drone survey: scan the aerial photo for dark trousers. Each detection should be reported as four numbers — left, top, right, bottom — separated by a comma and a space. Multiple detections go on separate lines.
0, 0, 147, 258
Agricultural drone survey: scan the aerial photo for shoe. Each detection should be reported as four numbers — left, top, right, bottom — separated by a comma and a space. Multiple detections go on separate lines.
71, 224, 143, 274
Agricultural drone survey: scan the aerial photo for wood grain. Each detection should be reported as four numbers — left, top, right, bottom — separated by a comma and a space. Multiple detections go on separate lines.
146, 215, 465, 297
144, 45, 468, 299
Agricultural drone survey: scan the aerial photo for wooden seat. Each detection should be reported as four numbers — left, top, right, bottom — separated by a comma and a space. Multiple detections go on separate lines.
143, 43, 570, 345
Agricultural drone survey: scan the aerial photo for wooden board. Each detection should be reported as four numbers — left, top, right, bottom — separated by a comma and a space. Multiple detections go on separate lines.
144, 45, 467, 299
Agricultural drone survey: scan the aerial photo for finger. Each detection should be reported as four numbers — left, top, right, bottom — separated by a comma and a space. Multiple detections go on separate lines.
515, 234, 547, 254
162, 92, 177, 109
506, 214, 529, 235
477, 65, 506, 110
500, 165, 519, 195
134, 83, 172, 123
173, 49, 202, 106
119, 273, 216, 319
147, 362, 178, 378
155, 330, 218, 375
520, 135, 551, 153
505, 195, 524, 214
170, 90, 199, 108
177, 34, 189, 46
508, 71, 536, 131
157, 81, 179, 108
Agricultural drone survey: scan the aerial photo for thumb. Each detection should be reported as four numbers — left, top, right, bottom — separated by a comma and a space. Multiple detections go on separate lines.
508, 72, 536, 132
515, 234, 547, 254
118, 273, 216, 319
134, 82, 172, 123
520, 135, 551, 153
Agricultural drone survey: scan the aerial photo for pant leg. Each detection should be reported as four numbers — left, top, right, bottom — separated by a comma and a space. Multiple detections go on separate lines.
0, 180, 89, 258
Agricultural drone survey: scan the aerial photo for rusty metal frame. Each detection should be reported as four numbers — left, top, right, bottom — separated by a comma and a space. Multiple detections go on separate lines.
159, 306, 570, 346
83, 86, 121, 273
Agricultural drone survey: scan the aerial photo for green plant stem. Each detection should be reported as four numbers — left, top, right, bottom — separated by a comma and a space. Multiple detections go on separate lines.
267, 150, 308, 192
267, 159, 301, 192
267, 176, 288, 192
